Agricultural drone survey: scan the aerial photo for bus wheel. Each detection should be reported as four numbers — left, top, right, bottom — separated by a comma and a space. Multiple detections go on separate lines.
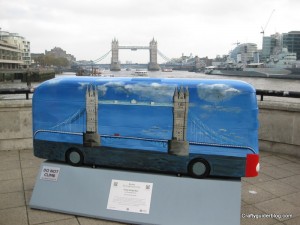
66, 148, 83, 167
188, 158, 210, 178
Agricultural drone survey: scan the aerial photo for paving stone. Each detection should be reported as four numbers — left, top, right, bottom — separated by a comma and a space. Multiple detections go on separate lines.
277, 163, 300, 175
21, 158, 44, 169
36, 218, 80, 225
0, 179, 23, 194
22, 167, 40, 179
278, 175, 300, 190
242, 185, 277, 205
255, 198, 300, 222
261, 166, 296, 179
241, 200, 248, 206
259, 151, 273, 158
260, 160, 273, 169
0, 168, 21, 181
0, 160, 21, 171
23, 176, 36, 191
0, 150, 299, 225
276, 154, 300, 164
0, 150, 19, 162
260, 155, 291, 166
256, 180, 299, 197
0, 206, 28, 225
77, 217, 129, 225
284, 216, 300, 225
246, 172, 274, 185
0, 191, 25, 210
281, 191, 300, 207
25, 190, 32, 206
241, 205, 277, 225
27, 207, 74, 225
241, 179, 251, 188
20, 149, 35, 160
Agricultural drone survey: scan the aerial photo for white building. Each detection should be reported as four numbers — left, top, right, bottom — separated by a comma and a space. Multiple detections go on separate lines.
0, 30, 31, 68
229, 43, 258, 64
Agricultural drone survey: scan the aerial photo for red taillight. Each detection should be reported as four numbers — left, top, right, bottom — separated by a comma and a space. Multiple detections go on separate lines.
245, 154, 259, 177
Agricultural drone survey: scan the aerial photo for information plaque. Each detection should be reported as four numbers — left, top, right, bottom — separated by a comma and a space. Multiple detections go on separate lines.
107, 179, 153, 214
30, 161, 241, 225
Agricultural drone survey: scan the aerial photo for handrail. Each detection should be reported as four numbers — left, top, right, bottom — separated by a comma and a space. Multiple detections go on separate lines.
256, 89, 300, 101
1, 88, 300, 101
0, 87, 34, 100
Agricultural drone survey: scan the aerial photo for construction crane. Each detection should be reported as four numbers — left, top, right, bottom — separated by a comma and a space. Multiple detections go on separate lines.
232, 41, 240, 46
261, 9, 275, 36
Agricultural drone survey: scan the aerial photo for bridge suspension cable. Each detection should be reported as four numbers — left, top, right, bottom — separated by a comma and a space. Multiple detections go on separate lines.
157, 49, 172, 62
92, 50, 111, 64
157, 49, 196, 66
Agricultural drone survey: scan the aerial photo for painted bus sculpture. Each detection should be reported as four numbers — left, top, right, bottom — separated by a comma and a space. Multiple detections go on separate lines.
33, 77, 259, 178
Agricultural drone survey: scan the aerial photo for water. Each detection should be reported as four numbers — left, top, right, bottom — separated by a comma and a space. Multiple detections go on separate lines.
1, 70, 300, 103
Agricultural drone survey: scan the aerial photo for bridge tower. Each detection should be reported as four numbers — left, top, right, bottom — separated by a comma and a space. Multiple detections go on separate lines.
110, 38, 121, 71
83, 85, 100, 147
168, 87, 189, 156
148, 38, 160, 71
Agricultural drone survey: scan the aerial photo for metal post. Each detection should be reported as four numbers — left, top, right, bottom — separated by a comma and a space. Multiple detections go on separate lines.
26, 69, 32, 88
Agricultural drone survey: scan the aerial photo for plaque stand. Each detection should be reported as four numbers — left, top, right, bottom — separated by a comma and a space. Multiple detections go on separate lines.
30, 161, 241, 225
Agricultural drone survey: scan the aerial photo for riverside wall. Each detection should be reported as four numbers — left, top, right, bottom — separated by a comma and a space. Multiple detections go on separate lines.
0, 100, 32, 151
258, 101, 300, 157
0, 100, 299, 157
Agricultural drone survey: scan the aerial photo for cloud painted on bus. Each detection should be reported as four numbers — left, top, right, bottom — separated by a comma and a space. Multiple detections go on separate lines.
97, 81, 176, 101
197, 83, 240, 103
200, 105, 241, 113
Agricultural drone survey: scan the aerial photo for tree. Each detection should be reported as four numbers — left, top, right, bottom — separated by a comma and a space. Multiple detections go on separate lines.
32, 54, 70, 67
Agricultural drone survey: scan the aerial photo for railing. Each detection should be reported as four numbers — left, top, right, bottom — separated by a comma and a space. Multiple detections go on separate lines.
1, 88, 300, 101
256, 89, 300, 101
0, 87, 34, 100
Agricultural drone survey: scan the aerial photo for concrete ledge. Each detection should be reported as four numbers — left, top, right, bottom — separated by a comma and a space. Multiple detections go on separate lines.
0, 99, 32, 108
258, 101, 300, 156
0, 100, 32, 151
0, 138, 33, 151
259, 140, 300, 158
258, 101, 300, 112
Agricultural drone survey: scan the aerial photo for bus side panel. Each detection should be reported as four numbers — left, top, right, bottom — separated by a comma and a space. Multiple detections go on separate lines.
32, 77, 259, 178
33, 139, 247, 178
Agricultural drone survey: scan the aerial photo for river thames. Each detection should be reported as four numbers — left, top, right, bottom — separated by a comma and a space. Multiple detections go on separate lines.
1, 70, 300, 103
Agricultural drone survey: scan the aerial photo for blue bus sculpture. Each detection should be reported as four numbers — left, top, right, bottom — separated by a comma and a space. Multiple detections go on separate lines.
33, 77, 259, 178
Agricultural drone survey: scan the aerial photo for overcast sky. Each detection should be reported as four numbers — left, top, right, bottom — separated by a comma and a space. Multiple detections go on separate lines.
1, 0, 299, 63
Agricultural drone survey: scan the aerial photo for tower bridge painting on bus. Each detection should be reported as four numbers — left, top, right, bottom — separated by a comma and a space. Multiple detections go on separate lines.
33, 77, 260, 179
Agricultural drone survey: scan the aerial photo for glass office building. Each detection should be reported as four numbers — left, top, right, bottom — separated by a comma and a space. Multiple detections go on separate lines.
282, 31, 300, 60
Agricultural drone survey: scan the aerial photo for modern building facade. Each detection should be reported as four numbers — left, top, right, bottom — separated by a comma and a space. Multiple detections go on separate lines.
282, 31, 300, 60
260, 31, 300, 61
0, 30, 31, 68
229, 43, 258, 64
0, 39, 23, 70
0, 30, 30, 69
261, 33, 283, 61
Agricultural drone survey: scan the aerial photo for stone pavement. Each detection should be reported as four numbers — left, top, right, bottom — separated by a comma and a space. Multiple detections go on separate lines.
0, 150, 299, 225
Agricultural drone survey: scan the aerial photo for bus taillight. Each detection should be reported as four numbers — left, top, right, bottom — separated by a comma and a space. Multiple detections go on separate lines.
245, 154, 259, 177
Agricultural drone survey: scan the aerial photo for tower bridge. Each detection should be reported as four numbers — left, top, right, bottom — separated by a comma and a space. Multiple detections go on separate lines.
110, 38, 160, 71
78, 38, 207, 72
